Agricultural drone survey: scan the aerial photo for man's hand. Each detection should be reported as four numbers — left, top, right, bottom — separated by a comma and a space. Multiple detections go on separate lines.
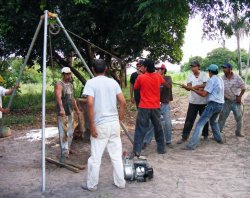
181, 84, 191, 91
59, 109, 66, 117
1, 108, 9, 113
119, 112, 125, 122
131, 97, 135, 104
90, 124, 98, 138
236, 96, 242, 104
13, 84, 20, 89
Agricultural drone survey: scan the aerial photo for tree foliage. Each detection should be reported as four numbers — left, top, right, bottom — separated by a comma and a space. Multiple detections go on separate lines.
181, 47, 248, 72
189, 0, 250, 39
1, 0, 249, 83
0, 0, 189, 85
189, 0, 250, 76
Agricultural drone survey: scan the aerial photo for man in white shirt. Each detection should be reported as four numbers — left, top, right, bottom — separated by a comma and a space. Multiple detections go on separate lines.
184, 64, 224, 150
0, 82, 20, 136
81, 59, 126, 191
177, 61, 209, 144
0, 84, 20, 118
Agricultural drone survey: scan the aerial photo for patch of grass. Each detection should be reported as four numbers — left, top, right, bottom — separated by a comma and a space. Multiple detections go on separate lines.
3, 115, 36, 126
122, 84, 131, 101
3, 81, 84, 112
169, 71, 188, 84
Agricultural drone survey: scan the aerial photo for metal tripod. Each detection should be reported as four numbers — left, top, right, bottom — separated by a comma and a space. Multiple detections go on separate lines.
5, 10, 132, 193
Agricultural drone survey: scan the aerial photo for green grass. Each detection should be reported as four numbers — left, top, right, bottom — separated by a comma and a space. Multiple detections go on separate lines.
3, 80, 84, 111
3, 115, 36, 126
3, 84, 55, 112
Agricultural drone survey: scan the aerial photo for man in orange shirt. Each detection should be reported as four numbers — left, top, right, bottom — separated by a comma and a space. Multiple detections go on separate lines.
133, 59, 171, 157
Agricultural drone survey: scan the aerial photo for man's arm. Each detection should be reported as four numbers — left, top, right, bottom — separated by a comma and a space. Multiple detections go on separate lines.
5, 84, 20, 95
117, 93, 126, 121
0, 107, 9, 113
181, 83, 192, 91
86, 95, 98, 138
1, 84, 20, 113
236, 88, 246, 104
130, 83, 134, 102
192, 82, 206, 90
190, 87, 208, 97
54, 83, 65, 117
134, 76, 140, 90
162, 79, 172, 88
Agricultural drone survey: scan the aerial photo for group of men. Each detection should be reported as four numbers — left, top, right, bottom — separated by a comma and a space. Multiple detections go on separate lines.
55, 58, 246, 191
130, 60, 246, 153
1, 57, 244, 191
178, 61, 245, 150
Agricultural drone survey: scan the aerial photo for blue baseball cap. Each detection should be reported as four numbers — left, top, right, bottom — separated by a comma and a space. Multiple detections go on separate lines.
207, 64, 219, 72
222, 63, 232, 68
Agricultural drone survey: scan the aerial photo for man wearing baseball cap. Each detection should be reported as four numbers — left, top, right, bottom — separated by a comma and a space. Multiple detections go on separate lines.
130, 60, 145, 107
178, 61, 209, 144
184, 64, 224, 150
54, 67, 81, 162
218, 63, 246, 137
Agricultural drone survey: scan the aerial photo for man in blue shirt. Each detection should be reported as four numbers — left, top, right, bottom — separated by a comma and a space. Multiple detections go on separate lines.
184, 64, 224, 150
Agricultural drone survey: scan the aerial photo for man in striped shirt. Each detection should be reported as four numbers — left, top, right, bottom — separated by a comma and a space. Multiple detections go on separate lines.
218, 63, 246, 137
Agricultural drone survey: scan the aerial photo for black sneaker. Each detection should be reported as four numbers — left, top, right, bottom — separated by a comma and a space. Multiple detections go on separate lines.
177, 138, 187, 144
166, 143, 174, 148
216, 140, 224, 144
203, 136, 209, 141
181, 146, 194, 150
157, 149, 166, 154
129, 151, 140, 159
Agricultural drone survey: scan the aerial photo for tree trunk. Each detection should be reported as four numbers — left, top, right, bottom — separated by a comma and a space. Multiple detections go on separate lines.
245, 38, 250, 83
247, 38, 250, 68
236, 31, 242, 76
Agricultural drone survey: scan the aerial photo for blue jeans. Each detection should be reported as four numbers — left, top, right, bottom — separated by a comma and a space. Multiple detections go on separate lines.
144, 103, 172, 144
187, 101, 224, 149
133, 108, 166, 155
218, 99, 243, 135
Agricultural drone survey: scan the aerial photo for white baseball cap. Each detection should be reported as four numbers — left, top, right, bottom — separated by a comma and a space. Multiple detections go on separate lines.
61, 67, 71, 73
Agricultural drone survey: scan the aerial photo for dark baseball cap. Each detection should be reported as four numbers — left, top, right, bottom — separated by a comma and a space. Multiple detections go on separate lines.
190, 61, 200, 67
222, 63, 232, 68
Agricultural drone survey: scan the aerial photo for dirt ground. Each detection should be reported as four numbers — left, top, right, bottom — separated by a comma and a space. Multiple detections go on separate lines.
0, 93, 250, 198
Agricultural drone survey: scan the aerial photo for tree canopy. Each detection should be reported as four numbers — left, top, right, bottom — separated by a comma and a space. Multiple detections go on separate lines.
181, 47, 249, 72
0, 0, 190, 85
0, 0, 249, 84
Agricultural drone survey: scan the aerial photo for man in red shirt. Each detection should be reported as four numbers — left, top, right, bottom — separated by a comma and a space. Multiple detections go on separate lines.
133, 59, 171, 157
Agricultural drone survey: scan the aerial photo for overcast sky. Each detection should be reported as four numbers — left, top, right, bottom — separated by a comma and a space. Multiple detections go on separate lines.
182, 16, 250, 63
165, 16, 250, 72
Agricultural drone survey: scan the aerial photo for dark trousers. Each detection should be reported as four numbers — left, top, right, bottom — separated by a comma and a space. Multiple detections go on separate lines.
133, 108, 166, 155
182, 103, 209, 140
